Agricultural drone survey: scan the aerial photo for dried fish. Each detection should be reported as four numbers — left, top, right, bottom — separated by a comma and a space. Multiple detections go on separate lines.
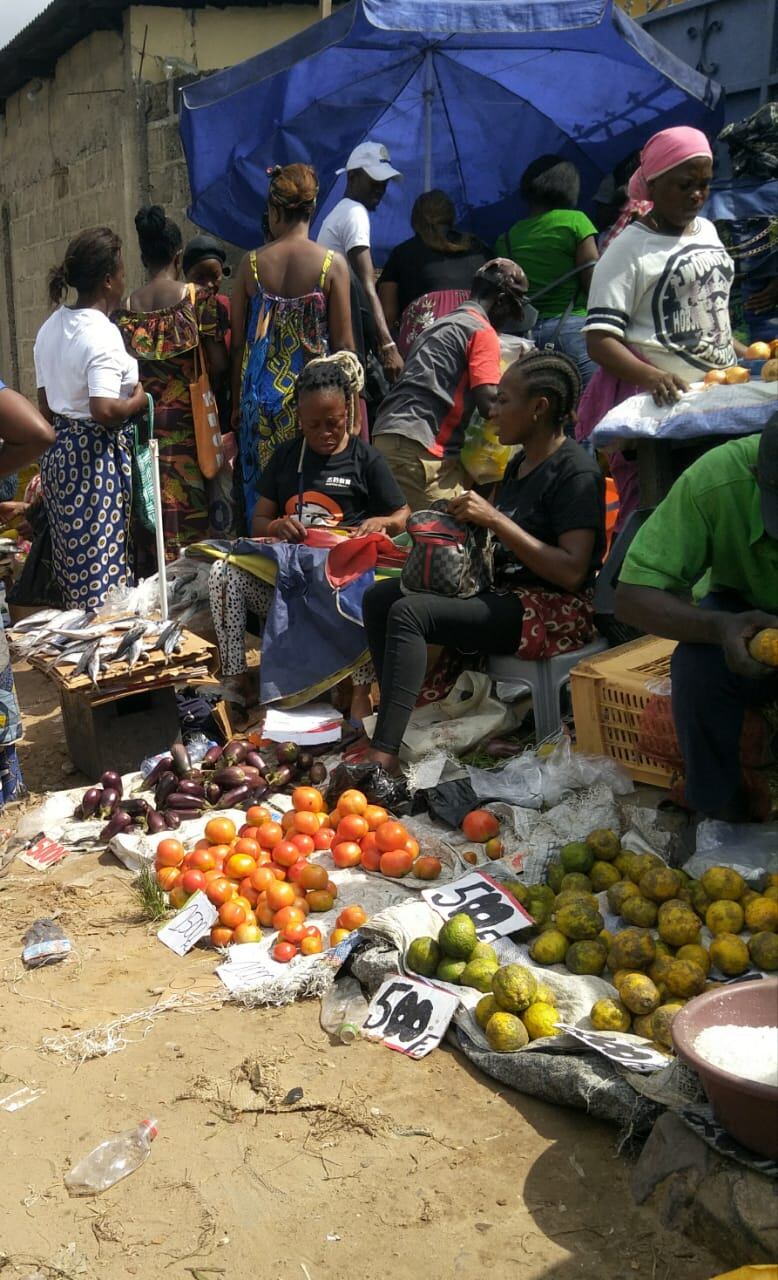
159, 620, 183, 663
111, 622, 147, 661
73, 639, 101, 679
86, 644, 102, 689
125, 636, 145, 671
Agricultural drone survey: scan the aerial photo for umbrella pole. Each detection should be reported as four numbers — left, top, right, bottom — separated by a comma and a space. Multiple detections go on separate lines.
149, 438, 169, 623
423, 51, 434, 191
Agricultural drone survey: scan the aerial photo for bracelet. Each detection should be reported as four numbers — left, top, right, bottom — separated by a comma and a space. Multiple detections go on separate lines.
381, 341, 397, 351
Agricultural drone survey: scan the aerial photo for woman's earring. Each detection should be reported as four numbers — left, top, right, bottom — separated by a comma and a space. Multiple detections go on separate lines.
532, 413, 539, 423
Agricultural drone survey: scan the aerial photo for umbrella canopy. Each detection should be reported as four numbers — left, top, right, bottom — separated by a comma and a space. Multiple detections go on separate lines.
180, 0, 723, 259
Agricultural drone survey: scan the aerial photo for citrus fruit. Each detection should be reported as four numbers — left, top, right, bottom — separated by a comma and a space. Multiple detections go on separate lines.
590, 998, 630, 1032
559, 841, 594, 875
406, 936, 441, 977
475, 994, 499, 1030
492, 964, 536, 1013
438, 912, 477, 959
435, 957, 467, 983
485, 1011, 528, 1052
461, 958, 499, 992
522, 1003, 561, 1040
585, 829, 621, 861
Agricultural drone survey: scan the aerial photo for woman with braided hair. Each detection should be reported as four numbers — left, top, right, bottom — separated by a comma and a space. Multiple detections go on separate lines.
360, 350, 605, 773
230, 163, 354, 526
209, 353, 408, 724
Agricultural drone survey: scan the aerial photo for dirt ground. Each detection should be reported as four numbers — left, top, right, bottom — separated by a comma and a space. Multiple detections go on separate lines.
0, 667, 724, 1280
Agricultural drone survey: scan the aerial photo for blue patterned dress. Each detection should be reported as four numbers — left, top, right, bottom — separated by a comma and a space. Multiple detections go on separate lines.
238, 250, 333, 524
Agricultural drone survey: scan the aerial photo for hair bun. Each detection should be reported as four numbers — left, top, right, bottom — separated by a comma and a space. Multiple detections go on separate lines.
135, 204, 166, 235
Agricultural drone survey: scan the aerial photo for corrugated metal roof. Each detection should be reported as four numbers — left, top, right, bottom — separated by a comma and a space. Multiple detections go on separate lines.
0, 0, 319, 108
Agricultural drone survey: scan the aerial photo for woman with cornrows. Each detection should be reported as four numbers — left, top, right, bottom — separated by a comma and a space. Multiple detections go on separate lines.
360, 350, 605, 776
230, 163, 354, 523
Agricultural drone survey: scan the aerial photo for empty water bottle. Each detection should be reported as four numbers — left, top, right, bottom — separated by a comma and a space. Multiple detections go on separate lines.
64, 1118, 158, 1195
320, 975, 368, 1044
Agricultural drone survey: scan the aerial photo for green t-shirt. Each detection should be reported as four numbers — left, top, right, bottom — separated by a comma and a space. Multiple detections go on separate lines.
495, 208, 597, 319
620, 435, 778, 613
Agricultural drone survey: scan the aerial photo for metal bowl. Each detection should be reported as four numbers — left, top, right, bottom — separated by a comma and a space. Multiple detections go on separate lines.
672, 978, 778, 1159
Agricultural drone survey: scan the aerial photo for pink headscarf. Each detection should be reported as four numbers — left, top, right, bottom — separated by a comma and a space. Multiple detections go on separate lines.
604, 126, 713, 246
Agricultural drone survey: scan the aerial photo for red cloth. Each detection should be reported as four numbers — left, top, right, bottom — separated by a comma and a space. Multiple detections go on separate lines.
324, 531, 397, 587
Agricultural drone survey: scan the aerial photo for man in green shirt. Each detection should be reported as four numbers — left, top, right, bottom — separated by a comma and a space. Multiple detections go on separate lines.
616, 420, 778, 821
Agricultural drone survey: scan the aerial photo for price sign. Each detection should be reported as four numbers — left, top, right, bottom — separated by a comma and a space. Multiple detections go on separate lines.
422, 870, 534, 942
362, 976, 459, 1059
19, 834, 70, 871
158, 891, 217, 956
556, 1023, 669, 1073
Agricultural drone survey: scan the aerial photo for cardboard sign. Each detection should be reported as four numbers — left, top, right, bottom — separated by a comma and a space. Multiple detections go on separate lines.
556, 1023, 669, 1073
422, 870, 534, 943
18, 834, 71, 871
157, 891, 217, 956
362, 976, 460, 1059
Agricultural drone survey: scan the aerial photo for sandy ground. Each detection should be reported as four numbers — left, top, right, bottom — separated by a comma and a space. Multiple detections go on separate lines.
0, 667, 724, 1280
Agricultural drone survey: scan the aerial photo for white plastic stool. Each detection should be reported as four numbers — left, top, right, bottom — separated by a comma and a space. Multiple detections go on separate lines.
487, 637, 609, 742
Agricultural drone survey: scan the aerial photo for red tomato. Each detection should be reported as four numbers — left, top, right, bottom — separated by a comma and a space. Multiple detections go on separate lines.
210, 925, 234, 948
313, 827, 336, 851
257, 821, 284, 850
155, 838, 185, 868
337, 905, 367, 930
301, 934, 324, 955
250, 865, 276, 893
238, 824, 262, 841
375, 820, 409, 853
256, 900, 275, 928
188, 848, 216, 873
232, 837, 260, 860
299, 862, 329, 891
461, 809, 500, 842
206, 875, 235, 907
302, 924, 322, 940
205, 816, 237, 845
156, 866, 181, 892
219, 901, 247, 929
379, 849, 414, 878
225, 852, 258, 880
281, 921, 307, 945
180, 868, 207, 895
290, 832, 315, 857
287, 858, 310, 884
272, 941, 298, 964
360, 845, 382, 872
413, 855, 442, 880
168, 885, 191, 910
306, 889, 335, 913
337, 814, 369, 843
238, 877, 260, 906
266, 879, 296, 911
332, 840, 363, 869
233, 922, 262, 944
245, 805, 271, 828
272, 840, 300, 869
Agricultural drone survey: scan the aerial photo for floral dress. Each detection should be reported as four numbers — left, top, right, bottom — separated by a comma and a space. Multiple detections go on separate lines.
115, 287, 228, 562
239, 250, 333, 523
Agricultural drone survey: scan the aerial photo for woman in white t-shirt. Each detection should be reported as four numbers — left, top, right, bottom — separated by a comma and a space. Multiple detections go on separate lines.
34, 227, 146, 609
579, 127, 745, 532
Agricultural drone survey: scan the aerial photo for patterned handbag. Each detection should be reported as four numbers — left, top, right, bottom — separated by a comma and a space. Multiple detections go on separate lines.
400, 504, 494, 599
131, 393, 157, 533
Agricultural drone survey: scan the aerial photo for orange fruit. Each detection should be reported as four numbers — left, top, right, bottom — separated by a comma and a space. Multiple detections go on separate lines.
380, 849, 414, 878
266, 879, 296, 911
363, 804, 389, 831
332, 840, 363, 869
210, 925, 234, 948
292, 786, 324, 814
155, 838, 186, 868
205, 816, 237, 845
337, 814, 369, 843
293, 810, 320, 837
337, 905, 367, 930
375, 820, 408, 853
219, 901, 247, 929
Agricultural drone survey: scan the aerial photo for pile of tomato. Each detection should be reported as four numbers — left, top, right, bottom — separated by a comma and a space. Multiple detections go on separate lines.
317, 788, 442, 881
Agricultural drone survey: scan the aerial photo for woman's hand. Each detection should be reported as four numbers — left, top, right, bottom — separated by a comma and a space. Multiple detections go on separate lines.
448, 490, 500, 528
645, 368, 689, 406
268, 515, 306, 543
127, 383, 148, 416
381, 344, 404, 383
352, 516, 387, 538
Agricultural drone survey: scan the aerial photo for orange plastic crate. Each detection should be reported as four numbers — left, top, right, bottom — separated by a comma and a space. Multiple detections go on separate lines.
570, 636, 681, 788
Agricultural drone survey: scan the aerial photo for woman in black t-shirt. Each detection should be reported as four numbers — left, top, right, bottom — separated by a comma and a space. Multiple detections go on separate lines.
378, 190, 489, 357
208, 356, 409, 726
360, 351, 605, 773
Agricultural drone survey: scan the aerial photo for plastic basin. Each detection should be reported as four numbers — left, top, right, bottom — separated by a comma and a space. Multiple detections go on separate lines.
671, 978, 778, 1159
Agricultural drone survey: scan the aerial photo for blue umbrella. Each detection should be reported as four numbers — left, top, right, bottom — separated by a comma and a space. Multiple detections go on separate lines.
180, 0, 723, 259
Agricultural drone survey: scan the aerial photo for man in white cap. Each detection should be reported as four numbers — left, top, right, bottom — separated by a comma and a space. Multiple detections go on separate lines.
318, 141, 404, 383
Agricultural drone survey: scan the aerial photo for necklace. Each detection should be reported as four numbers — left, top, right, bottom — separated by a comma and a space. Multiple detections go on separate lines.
646, 212, 699, 236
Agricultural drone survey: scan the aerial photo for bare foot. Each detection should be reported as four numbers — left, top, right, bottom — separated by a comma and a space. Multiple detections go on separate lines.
361, 746, 402, 775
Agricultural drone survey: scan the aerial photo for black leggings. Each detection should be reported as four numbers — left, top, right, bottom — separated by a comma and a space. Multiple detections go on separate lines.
362, 578, 524, 755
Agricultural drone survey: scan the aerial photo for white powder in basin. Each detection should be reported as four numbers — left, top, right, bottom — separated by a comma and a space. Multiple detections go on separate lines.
693, 1025, 778, 1087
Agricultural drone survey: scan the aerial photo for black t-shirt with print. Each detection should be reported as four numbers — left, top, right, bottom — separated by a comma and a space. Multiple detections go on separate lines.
494, 439, 605, 590
257, 435, 406, 527
380, 234, 490, 314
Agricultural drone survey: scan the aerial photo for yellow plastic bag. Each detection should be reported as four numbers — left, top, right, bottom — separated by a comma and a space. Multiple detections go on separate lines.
460, 335, 532, 483
712, 1269, 778, 1280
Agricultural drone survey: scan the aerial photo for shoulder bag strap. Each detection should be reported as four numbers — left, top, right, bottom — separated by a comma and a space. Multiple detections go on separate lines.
319, 248, 335, 289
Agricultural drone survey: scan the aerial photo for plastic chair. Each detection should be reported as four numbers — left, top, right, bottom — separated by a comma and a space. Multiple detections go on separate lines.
487, 637, 609, 742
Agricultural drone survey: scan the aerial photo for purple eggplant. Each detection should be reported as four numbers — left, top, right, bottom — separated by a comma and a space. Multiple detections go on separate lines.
277, 741, 299, 764
120, 796, 150, 819
244, 750, 269, 774
162, 809, 182, 830
266, 763, 296, 790
201, 744, 224, 770
205, 781, 222, 805
166, 792, 205, 812
73, 803, 84, 821
215, 782, 251, 810
297, 751, 314, 773
223, 738, 249, 766
143, 754, 174, 788
145, 808, 167, 835
98, 788, 120, 819
170, 743, 193, 779
80, 786, 103, 820
309, 761, 328, 785
155, 771, 178, 809
100, 769, 123, 797
100, 810, 134, 842
240, 765, 263, 787
249, 781, 270, 803
214, 765, 248, 789
176, 779, 206, 800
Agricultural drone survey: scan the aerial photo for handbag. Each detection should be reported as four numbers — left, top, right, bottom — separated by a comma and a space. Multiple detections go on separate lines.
400, 504, 494, 599
187, 283, 224, 480
131, 393, 157, 533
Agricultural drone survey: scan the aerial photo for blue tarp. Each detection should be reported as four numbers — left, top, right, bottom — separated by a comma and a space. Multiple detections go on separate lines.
180, 0, 723, 258
706, 179, 778, 221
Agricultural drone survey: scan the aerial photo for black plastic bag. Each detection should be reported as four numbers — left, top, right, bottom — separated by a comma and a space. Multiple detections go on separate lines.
326, 761, 410, 816
411, 777, 478, 828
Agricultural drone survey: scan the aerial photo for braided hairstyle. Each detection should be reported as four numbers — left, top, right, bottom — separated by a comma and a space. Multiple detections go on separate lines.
513, 349, 581, 430
267, 163, 319, 224
295, 351, 365, 436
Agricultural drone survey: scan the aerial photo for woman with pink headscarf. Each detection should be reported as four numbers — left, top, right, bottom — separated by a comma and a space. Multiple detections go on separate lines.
578, 127, 744, 530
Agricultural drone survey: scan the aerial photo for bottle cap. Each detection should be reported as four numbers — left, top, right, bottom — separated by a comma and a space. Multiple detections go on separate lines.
141, 1118, 159, 1139
339, 1023, 360, 1044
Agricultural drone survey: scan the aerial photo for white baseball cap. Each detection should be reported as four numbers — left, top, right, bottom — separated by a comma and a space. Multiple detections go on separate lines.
336, 141, 402, 182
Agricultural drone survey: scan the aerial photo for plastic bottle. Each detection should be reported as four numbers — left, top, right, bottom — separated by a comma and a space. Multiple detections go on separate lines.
22, 919, 71, 968
64, 1119, 158, 1195
320, 975, 368, 1044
